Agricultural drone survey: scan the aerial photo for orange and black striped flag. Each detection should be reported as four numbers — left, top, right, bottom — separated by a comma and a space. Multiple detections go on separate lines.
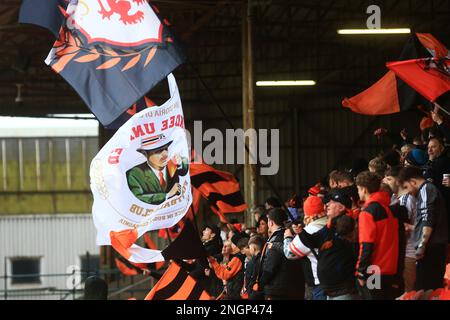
145, 262, 211, 300
342, 33, 447, 115
190, 163, 247, 215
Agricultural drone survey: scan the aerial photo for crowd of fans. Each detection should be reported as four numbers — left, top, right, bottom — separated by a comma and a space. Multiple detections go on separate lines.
185, 105, 450, 300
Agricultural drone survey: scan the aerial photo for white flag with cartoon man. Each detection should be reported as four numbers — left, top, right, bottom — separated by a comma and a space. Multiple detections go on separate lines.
90, 74, 191, 263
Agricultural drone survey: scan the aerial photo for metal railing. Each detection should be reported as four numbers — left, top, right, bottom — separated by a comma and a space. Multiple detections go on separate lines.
0, 268, 155, 300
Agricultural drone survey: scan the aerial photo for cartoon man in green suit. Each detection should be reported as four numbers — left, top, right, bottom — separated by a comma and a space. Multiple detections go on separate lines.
126, 134, 189, 205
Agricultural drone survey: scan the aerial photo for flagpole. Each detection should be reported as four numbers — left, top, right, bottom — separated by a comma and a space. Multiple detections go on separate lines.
165, 229, 172, 244
434, 102, 450, 117
190, 205, 200, 233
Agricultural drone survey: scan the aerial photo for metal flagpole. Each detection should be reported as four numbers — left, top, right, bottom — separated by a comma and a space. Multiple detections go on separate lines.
434, 102, 450, 117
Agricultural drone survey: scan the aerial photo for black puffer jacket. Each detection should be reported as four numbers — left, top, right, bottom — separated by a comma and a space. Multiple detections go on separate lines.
259, 228, 305, 299
299, 222, 358, 297
423, 153, 450, 242
225, 253, 246, 300
423, 153, 450, 196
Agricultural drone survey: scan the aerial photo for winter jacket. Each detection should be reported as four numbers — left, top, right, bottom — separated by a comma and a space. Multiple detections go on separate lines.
356, 191, 399, 279
210, 253, 245, 300
283, 216, 328, 286
423, 153, 450, 242
245, 252, 264, 300
259, 228, 305, 299
299, 219, 358, 297
424, 153, 450, 198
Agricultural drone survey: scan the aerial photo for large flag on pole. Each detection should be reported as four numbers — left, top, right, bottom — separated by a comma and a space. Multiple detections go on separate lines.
342, 33, 448, 115
90, 74, 192, 263
387, 58, 450, 102
39, 0, 185, 126
145, 262, 211, 300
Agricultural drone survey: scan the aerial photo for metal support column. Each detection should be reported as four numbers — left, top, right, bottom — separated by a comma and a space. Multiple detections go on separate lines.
242, 0, 257, 226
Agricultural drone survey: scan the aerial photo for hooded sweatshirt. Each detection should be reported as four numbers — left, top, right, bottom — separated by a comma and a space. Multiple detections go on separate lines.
356, 191, 399, 279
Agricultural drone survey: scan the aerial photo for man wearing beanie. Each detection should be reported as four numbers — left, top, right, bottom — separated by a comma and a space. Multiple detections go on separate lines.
405, 149, 428, 167
283, 196, 328, 300
286, 190, 359, 300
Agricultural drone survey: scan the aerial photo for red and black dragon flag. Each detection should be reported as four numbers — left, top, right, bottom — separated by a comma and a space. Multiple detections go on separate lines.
387, 58, 450, 103
190, 162, 247, 219
19, 0, 185, 127
145, 262, 211, 300
342, 33, 448, 115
